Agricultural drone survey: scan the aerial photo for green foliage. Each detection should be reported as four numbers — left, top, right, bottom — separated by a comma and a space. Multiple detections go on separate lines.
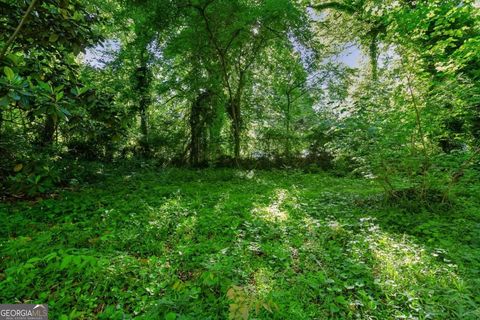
1, 1, 480, 318
1, 168, 479, 318
7, 153, 61, 196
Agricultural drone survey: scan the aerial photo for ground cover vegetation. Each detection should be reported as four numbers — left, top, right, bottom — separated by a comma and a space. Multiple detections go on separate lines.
0, 0, 479, 319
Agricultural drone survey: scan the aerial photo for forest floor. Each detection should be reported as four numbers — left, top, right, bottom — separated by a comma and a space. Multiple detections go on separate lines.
1, 167, 479, 319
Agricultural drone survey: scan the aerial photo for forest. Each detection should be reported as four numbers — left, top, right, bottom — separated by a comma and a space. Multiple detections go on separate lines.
0, 0, 479, 319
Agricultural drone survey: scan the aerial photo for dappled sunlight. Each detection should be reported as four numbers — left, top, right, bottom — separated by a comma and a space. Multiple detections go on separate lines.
348, 217, 468, 317
235, 170, 256, 180
213, 192, 231, 213
251, 267, 275, 297
301, 215, 322, 232
363, 222, 461, 283
147, 193, 190, 227
175, 215, 198, 240
371, 234, 462, 286
327, 219, 344, 233
226, 268, 278, 320
251, 188, 290, 223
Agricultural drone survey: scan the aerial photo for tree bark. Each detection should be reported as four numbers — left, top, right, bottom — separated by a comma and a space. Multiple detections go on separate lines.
190, 95, 202, 166
139, 105, 149, 154
190, 90, 213, 167
0, 109, 3, 136
41, 115, 56, 146
285, 92, 292, 158
229, 86, 243, 162
369, 31, 379, 81
309, 2, 355, 14
136, 48, 151, 157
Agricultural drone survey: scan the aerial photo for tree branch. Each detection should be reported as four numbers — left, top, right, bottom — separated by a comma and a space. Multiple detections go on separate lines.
0, 0, 39, 61
308, 2, 356, 15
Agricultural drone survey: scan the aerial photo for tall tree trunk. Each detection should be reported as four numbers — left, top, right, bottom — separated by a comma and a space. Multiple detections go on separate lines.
0, 110, 3, 138
190, 90, 212, 167
139, 97, 149, 155
233, 114, 240, 161
230, 96, 242, 162
136, 48, 151, 157
41, 115, 56, 147
285, 92, 292, 159
190, 97, 202, 166
229, 75, 245, 163
369, 31, 379, 81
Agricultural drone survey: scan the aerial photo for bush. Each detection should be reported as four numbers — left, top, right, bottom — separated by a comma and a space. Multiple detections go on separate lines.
7, 153, 61, 197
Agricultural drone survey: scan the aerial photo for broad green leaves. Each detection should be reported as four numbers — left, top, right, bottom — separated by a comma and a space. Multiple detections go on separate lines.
4, 66, 15, 81
49, 34, 60, 43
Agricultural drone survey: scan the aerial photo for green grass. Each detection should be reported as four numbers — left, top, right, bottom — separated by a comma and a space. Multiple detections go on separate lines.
1, 167, 479, 319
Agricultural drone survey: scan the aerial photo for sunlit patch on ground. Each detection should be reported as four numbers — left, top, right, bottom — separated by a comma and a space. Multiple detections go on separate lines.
346, 217, 471, 318
252, 189, 290, 222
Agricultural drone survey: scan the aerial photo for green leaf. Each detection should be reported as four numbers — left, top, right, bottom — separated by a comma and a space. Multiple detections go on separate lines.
165, 312, 177, 320
44, 252, 58, 261
329, 303, 340, 313
60, 107, 71, 116
7, 53, 21, 65
56, 91, 64, 101
54, 85, 65, 93
14, 164, 23, 172
0, 96, 9, 107
37, 81, 52, 93
335, 295, 348, 305
4, 66, 15, 81
10, 92, 21, 101
60, 255, 73, 270
27, 257, 42, 264
49, 34, 60, 42
73, 11, 84, 21
76, 86, 89, 96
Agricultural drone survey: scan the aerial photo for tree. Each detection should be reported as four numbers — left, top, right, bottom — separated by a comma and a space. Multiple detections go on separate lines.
180, 0, 306, 162
0, 0, 103, 146
309, 0, 386, 81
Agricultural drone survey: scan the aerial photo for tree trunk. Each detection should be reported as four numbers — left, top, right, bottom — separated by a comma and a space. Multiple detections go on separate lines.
139, 98, 149, 155
233, 115, 241, 161
190, 90, 212, 167
190, 97, 202, 166
136, 48, 151, 157
285, 92, 292, 158
0, 110, 3, 138
230, 97, 241, 162
229, 75, 245, 163
369, 31, 379, 82
41, 115, 56, 146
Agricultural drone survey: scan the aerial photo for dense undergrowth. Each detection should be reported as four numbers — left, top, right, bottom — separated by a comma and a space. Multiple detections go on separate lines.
1, 167, 479, 319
